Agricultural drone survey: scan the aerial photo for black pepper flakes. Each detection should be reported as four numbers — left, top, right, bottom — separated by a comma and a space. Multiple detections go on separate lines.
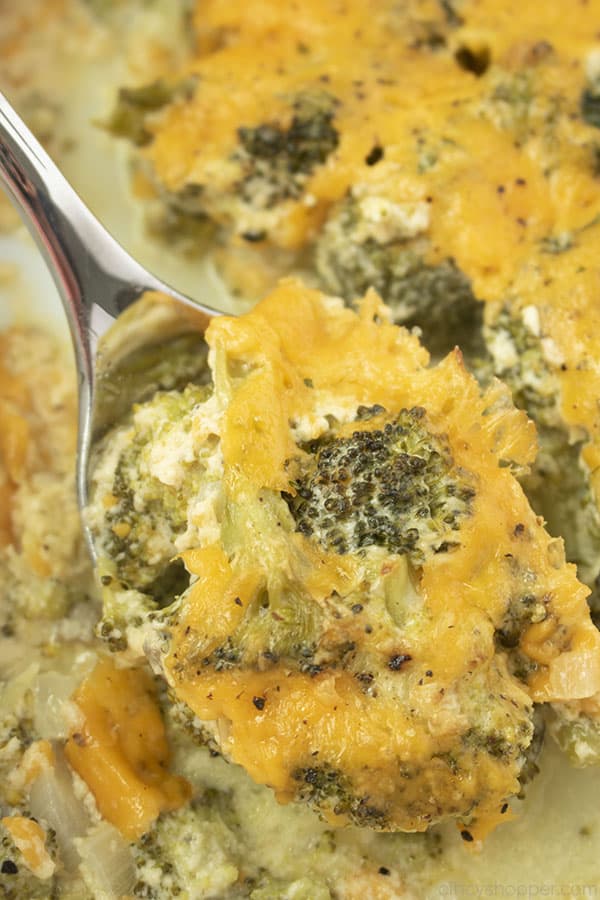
356, 671, 375, 689
1, 860, 18, 875
234, 597, 243, 606
252, 696, 266, 710
501, 803, 509, 814
378, 866, 391, 876
241, 230, 267, 243
388, 653, 412, 671
351, 603, 364, 614
365, 145, 384, 166
460, 829, 474, 842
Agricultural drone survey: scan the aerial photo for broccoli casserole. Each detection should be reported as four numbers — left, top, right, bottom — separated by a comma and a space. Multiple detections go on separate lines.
87, 280, 600, 842
111, 0, 600, 622
1, 0, 600, 897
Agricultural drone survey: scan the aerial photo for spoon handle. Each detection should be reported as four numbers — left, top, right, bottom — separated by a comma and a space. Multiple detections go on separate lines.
0, 91, 170, 369
0, 91, 216, 532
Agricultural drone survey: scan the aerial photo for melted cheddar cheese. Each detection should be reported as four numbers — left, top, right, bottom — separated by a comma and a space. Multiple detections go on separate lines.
142, 0, 600, 278
112, 0, 600, 580
65, 657, 190, 840
1, 816, 55, 880
90, 281, 600, 839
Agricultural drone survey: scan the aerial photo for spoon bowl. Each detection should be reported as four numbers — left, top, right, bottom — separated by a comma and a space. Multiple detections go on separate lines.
0, 91, 218, 556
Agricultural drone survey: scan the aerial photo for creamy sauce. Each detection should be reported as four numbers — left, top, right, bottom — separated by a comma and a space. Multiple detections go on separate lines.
0, 2, 599, 897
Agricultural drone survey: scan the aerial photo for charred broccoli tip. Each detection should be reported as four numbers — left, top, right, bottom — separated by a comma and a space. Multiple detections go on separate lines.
285, 407, 475, 563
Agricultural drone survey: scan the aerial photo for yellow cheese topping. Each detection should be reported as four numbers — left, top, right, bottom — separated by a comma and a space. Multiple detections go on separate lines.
137, 0, 600, 509
148, 0, 600, 273
19, 739, 55, 786
65, 657, 190, 840
1, 816, 55, 880
161, 281, 600, 835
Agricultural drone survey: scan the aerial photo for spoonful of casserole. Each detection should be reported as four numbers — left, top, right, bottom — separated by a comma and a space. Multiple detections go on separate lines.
2, 91, 600, 846
86, 281, 600, 842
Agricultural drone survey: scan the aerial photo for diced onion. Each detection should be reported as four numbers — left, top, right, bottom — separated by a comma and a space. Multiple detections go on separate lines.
75, 822, 136, 900
34, 672, 83, 741
29, 754, 90, 869
547, 646, 600, 701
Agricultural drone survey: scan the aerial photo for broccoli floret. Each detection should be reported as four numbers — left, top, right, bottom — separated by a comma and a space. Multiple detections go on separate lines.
581, 48, 600, 130
106, 78, 198, 147
315, 193, 484, 358
523, 428, 600, 627
484, 306, 560, 427
495, 593, 549, 651
483, 71, 536, 138
131, 795, 240, 899
291, 764, 389, 830
91, 382, 214, 595
164, 693, 223, 757
517, 708, 546, 793
235, 93, 339, 210
0, 671, 38, 807
548, 705, 600, 767
285, 407, 475, 563
93, 332, 210, 442
581, 86, 600, 129
199, 582, 325, 673
0, 827, 56, 900
143, 199, 215, 256
484, 305, 600, 623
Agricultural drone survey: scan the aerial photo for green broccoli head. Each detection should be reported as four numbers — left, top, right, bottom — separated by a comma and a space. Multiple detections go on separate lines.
483, 305, 560, 428
548, 703, 600, 767
235, 92, 339, 215
581, 58, 600, 130
522, 426, 600, 625
315, 193, 484, 358
96, 384, 210, 594
0, 822, 58, 900
483, 305, 600, 623
285, 407, 475, 563
130, 794, 239, 899
291, 763, 389, 829
105, 78, 198, 147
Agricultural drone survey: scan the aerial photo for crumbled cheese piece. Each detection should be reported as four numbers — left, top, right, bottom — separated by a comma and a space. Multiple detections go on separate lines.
586, 47, 600, 85
521, 304, 541, 337
354, 195, 430, 244
487, 328, 519, 370
541, 336, 566, 367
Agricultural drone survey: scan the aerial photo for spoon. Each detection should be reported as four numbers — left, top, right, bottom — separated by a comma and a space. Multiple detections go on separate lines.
0, 91, 218, 552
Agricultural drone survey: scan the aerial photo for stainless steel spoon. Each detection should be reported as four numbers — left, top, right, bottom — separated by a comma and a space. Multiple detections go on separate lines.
0, 91, 218, 551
